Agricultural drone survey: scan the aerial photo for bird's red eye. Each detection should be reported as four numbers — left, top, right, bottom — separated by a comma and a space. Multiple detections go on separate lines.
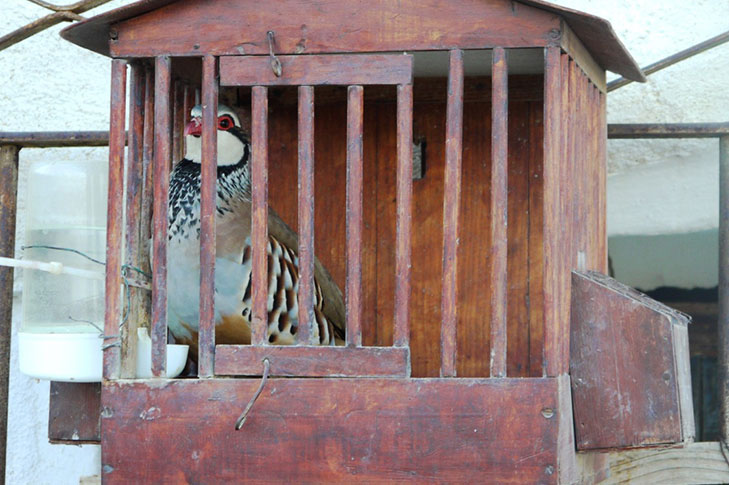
218, 115, 234, 131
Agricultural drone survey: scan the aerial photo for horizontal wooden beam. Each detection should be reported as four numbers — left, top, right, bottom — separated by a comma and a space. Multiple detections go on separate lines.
577, 442, 729, 484
0, 131, 117, 148
214, 345, 410, 377
220, 54, 412, 86
101, 377, 560, 482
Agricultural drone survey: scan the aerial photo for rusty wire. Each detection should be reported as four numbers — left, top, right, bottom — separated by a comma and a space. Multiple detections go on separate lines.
0, 0, 114, 52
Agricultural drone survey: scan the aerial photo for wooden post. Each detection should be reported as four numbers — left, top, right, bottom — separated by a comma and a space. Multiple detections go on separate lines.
394, 83, 413, 348
198, 55, 218, 376
542, 47, 562, 377
121, 63, 146, 378
346, 85, 364, 348
440, 49, 464, 377
0, 144, 19, 485
489, 47, 508, 377
719, 135, 729, 440
152, 55, 171, 376
297, 85, 316, 345
251, 86, 269, 346
104, 59, 127, 380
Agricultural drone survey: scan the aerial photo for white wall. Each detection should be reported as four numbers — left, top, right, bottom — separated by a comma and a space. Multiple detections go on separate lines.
2, 0, 727, 482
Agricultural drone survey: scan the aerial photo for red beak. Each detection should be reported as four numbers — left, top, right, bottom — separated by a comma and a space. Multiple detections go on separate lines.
184, 117, 202, 137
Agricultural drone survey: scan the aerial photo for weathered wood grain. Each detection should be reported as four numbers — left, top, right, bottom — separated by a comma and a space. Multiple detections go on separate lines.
394, 84, 413, 348
101, 378, 560, 483
110, 0, 559, 57
104, 59, 127, 380
542, 47, 561, 377
48, 382, 100, 444
346, 85, 364, 347
297, 85, 316, 344
251, 86, 269, 346
220, 54, 412, 87
215, 345, 409, 377
121, 63, 145, 379
440, 50, 464, 378
577, 442, 729, 485
151, 55, 171, 377
198, 54, 217, 376
570, 271, 693, 450
489, 47, 508, 377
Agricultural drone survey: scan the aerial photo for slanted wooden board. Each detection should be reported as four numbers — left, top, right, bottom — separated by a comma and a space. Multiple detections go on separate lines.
101, 378, 560, 483
570, 271, 694, 450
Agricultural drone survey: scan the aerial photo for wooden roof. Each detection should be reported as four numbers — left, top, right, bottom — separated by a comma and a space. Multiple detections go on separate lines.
61, 0, 645, 82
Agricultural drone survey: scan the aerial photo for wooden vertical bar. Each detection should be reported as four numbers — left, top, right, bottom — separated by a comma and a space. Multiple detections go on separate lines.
559, 54, 573, 371
543, 47, 562, 377
105, 59, 127, 380
394, 83, 413, 348
121, 63, 146, 378
719, 134, 729, 441
199, 55, 218, 376
489, 47, 508, 377
0, 144, 19, 483
598, 90, 608, 272
172, 79, 184, 162
251, 86, 269, 346
152, 55, 171, 377
440, 49, 464, 377
297, 85, 316, 344
140, 66, 155, 280
346, 85, 364, 347
183, 84, 193, 132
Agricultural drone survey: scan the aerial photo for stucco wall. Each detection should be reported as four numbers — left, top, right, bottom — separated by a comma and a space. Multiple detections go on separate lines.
2, 0, 727, 482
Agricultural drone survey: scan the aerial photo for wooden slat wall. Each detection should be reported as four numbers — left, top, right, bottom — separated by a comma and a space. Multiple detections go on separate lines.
261, 76, 544, 377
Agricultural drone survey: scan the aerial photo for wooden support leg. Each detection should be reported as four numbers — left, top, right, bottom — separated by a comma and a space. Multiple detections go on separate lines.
0, 144, 19, 485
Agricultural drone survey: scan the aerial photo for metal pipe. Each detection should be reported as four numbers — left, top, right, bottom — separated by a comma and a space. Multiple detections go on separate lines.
719, 135, 729, 441
608, 123, 729, 139
0, 145, 19, 485
608, 30, 729, 92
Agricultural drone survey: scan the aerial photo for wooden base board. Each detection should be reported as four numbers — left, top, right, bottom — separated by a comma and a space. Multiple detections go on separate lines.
577, 442, 729, 484
101, 377, 560, 483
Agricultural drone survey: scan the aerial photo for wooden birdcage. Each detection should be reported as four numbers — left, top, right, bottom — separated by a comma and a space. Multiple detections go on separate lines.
56, 1, 696, 482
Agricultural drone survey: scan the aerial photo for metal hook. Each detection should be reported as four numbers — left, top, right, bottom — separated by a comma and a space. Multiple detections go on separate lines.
267, 31, 282, 77
235, 358, 271, 429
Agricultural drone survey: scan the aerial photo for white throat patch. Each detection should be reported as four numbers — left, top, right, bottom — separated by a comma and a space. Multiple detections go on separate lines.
184, 131, 247, 166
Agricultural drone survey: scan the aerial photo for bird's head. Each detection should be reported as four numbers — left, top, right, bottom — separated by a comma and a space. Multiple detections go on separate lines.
183, 104, 250, 167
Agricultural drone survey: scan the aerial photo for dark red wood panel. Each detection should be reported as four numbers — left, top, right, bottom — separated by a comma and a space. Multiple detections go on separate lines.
570, 271, 692, 450
111, 0, 559, 57
101, 378, 559, 483
48, 382, 100, 444
220, 54, 412, 87
215, 345, 409, 377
